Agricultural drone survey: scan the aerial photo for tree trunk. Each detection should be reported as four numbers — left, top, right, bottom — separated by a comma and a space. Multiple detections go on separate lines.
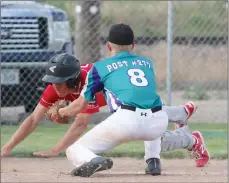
74, 1, 101, 64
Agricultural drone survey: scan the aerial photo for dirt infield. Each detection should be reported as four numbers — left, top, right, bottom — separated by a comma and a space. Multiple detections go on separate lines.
1, 157, 227, 182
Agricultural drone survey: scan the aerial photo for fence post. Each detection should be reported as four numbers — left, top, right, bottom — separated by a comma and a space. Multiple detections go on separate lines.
167, 1, 174, 106
74, 1, 101, 64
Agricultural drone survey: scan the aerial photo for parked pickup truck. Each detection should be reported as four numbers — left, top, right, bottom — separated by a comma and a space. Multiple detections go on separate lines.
1, 1, 73, 112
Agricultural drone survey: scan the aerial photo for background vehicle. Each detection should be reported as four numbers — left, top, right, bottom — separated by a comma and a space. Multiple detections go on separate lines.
1, 1, 73, 112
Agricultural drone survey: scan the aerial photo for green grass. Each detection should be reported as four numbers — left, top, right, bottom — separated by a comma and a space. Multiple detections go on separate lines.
182, 87, 210, 101
1, 123, 227, 159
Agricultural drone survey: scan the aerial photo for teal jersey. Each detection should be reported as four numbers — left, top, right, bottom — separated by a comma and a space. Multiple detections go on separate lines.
81, 51, 162, 109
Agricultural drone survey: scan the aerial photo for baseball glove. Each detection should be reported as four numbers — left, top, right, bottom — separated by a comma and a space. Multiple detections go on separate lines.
45, 100, 70, 124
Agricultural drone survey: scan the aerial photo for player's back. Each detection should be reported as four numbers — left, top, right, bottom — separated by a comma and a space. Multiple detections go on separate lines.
95, 51, 162, 109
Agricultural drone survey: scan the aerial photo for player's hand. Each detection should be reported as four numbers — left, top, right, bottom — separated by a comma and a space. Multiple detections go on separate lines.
50, 112, 62, 123
45, 100, 69, 124
33, 149, 60, 158
1, 147, 12, 157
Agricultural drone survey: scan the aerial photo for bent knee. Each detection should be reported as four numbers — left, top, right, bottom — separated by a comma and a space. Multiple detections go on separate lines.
66, 145, 74, 162
66, 143, 84, 167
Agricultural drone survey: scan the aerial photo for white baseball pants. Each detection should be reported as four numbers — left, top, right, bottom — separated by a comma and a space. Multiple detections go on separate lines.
66, 106, 168, 167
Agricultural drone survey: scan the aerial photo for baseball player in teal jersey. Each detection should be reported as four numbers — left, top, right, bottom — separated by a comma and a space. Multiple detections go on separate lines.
57, 23, 168, 177
56, 24, 209, 177
85, 53, 161, 109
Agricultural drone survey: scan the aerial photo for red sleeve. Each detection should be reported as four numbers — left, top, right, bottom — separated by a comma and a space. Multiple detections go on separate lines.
81, 63, 93, 72
95, 91, 107, 108
81, 105, 100, 114
39, 85, 59, 108
81, 92, 107, 114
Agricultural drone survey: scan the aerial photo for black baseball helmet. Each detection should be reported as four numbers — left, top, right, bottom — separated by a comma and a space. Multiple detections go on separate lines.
42, 53, 81, 88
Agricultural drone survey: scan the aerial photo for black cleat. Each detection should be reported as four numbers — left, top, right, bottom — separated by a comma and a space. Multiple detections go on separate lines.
145, 158, 161, 176
71, 157, 113, 177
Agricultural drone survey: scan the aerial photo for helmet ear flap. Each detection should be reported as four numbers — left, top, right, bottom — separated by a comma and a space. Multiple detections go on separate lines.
66, 73, 81, 88
66, 78, 77, 88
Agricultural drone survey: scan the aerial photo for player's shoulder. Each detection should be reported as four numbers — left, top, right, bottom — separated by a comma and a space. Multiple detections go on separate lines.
93, 57, 113, 68
43, 84, 55, 94
80, 63, 94, 72
40, 84, 59, 106
134, 54, 155, 66
42, 84, 59, 97
80, 62, 105, 75
42, 84, 58, 102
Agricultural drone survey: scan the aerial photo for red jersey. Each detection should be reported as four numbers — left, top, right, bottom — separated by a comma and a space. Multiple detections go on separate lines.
39, 64, 107, 114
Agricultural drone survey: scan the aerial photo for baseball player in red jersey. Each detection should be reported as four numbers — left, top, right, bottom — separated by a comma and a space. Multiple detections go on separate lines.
0, 53, 106, 157
1, 53, 209, 172
39, 64, 106, 115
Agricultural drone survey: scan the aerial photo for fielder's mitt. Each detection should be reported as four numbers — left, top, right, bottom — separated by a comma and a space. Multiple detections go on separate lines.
45, 100, 69, 124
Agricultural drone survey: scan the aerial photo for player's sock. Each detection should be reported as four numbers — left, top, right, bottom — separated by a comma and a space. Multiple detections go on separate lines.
161, 126, 194, 152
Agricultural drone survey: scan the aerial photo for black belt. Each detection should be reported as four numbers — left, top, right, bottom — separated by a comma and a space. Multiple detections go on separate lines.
120, 104, 162, 113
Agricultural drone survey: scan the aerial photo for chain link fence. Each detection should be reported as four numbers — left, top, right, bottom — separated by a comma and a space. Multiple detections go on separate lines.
1, 0, 73, 118
1, 1, 228, 123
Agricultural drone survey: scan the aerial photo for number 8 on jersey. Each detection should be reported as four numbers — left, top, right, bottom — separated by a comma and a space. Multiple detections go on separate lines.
127, 69, 148, 87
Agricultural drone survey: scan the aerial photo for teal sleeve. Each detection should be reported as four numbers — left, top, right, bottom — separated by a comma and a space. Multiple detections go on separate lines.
80, 66, 104, 101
